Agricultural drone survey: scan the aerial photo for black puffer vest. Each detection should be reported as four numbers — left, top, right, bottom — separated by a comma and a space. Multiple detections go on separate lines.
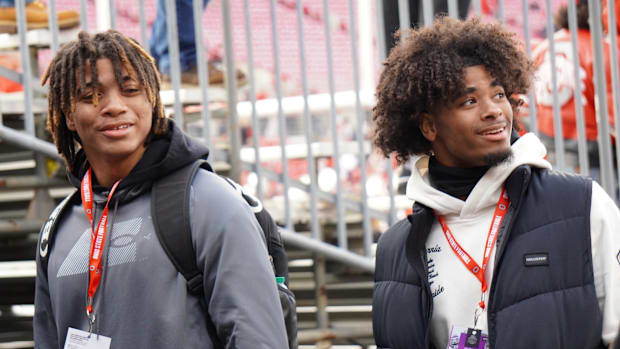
373, 166, 605, 349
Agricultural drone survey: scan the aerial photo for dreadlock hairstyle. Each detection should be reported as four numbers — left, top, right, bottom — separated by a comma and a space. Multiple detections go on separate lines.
41, 29, 167, 171
372, 17, 534, 163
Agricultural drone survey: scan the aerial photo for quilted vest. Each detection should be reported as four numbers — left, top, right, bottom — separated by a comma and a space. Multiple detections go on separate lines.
373, 166, 604, 349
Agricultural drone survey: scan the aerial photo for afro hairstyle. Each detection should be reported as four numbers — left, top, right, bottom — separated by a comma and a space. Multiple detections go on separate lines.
372, 17, 534, 163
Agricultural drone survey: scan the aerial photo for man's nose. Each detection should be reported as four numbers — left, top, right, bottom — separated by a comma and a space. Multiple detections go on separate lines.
481, 98, 502, 120
101, 91, 127, 117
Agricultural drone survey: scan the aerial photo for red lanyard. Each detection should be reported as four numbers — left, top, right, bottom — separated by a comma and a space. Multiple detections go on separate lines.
81, 168, 120, 317
433, 187, 509, 310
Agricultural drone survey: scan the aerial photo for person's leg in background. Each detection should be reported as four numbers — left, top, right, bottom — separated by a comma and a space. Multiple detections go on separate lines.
150, 0, 207, 78
382, 0, 420, 58
381, 0, 471, 57
457, 0, 471, 18
0, 0, 79, 34
151, 0, 235, 86
432, 0, 472, 18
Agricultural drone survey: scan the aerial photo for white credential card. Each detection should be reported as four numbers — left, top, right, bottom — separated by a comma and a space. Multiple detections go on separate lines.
63, 327, 111, 349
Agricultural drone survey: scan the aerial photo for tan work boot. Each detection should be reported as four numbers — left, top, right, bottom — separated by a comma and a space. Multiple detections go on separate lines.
161, 62, 247, 89
0, 1, 80, 34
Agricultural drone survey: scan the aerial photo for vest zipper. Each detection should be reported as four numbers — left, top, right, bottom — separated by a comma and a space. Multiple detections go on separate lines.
486, 171, 530, 347
422, 252, 433, 347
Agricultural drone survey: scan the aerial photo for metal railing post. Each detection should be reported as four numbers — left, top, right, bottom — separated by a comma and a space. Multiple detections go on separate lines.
80, 0, 88, 31
544, 0, 566, 170
376, 0, 387, 63
109, 0, 116, 29
398, 0, 411, 35
15, 0, 34, 137
324, 0, 347, 249
269, 0, 292, 230
349, 0, 372, 257
95, 0, 111, 31
313, 254, 329, 333
473, 0, 482, 16
193, 0, 212, 149
448, 0, 458, 18
589, 0, 616, 195
377, 0, 396, 226
164, 0, 184, 127
567, 0, 589, 175
222, 0, 241, 182
243, 0, 263, 200
422, 0, 433, 26
47, 0, 60, 55
522, 0, 538, 136
606, 0, 620, 188
497, 0, 505, 22
139, 0, 149, 53
295, 0, 320, 241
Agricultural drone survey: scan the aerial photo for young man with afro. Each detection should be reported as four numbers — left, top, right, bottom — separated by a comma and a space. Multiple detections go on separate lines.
371, 17, 620, 348
33, 30, 288, 348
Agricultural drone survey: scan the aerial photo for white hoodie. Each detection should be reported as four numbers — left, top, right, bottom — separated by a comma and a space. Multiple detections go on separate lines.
405, 133, 620, 348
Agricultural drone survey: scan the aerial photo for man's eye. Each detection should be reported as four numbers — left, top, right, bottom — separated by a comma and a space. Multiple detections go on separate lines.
495, 91, 506, 99
124, 88, 139, 94
462, 98, 475, 106
80, 90, 103, 102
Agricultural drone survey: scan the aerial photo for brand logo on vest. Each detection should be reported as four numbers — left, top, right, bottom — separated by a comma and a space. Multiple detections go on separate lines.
616, 250, 620, 267
523, 253, 549, 267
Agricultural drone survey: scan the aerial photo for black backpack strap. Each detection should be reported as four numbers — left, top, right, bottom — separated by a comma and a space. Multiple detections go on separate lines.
38, 189, 80, 277
151, 159, 224, 348
151, 160, 207, 296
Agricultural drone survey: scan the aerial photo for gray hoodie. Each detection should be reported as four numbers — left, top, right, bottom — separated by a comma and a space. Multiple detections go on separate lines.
34, 121, 289, 348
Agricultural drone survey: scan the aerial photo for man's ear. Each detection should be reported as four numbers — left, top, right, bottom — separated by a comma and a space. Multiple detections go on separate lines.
419, 112, 437, 142
65, 113, 76, 131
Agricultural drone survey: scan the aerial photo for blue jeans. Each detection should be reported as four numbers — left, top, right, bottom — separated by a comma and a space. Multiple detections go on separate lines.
150, 0, 209, 74
0, 0, 33, 7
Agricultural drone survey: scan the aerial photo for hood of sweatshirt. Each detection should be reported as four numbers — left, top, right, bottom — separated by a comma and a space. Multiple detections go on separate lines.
66, 120, 210, 203
405, 132, 552, 218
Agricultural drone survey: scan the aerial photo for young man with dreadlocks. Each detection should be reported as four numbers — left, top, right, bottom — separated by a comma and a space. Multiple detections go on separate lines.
371, 17, 620, 348
33, 30, 288, 348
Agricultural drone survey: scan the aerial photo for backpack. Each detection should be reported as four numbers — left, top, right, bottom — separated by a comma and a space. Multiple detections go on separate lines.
38, 159, 298, 349
152, 159, 298, 349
